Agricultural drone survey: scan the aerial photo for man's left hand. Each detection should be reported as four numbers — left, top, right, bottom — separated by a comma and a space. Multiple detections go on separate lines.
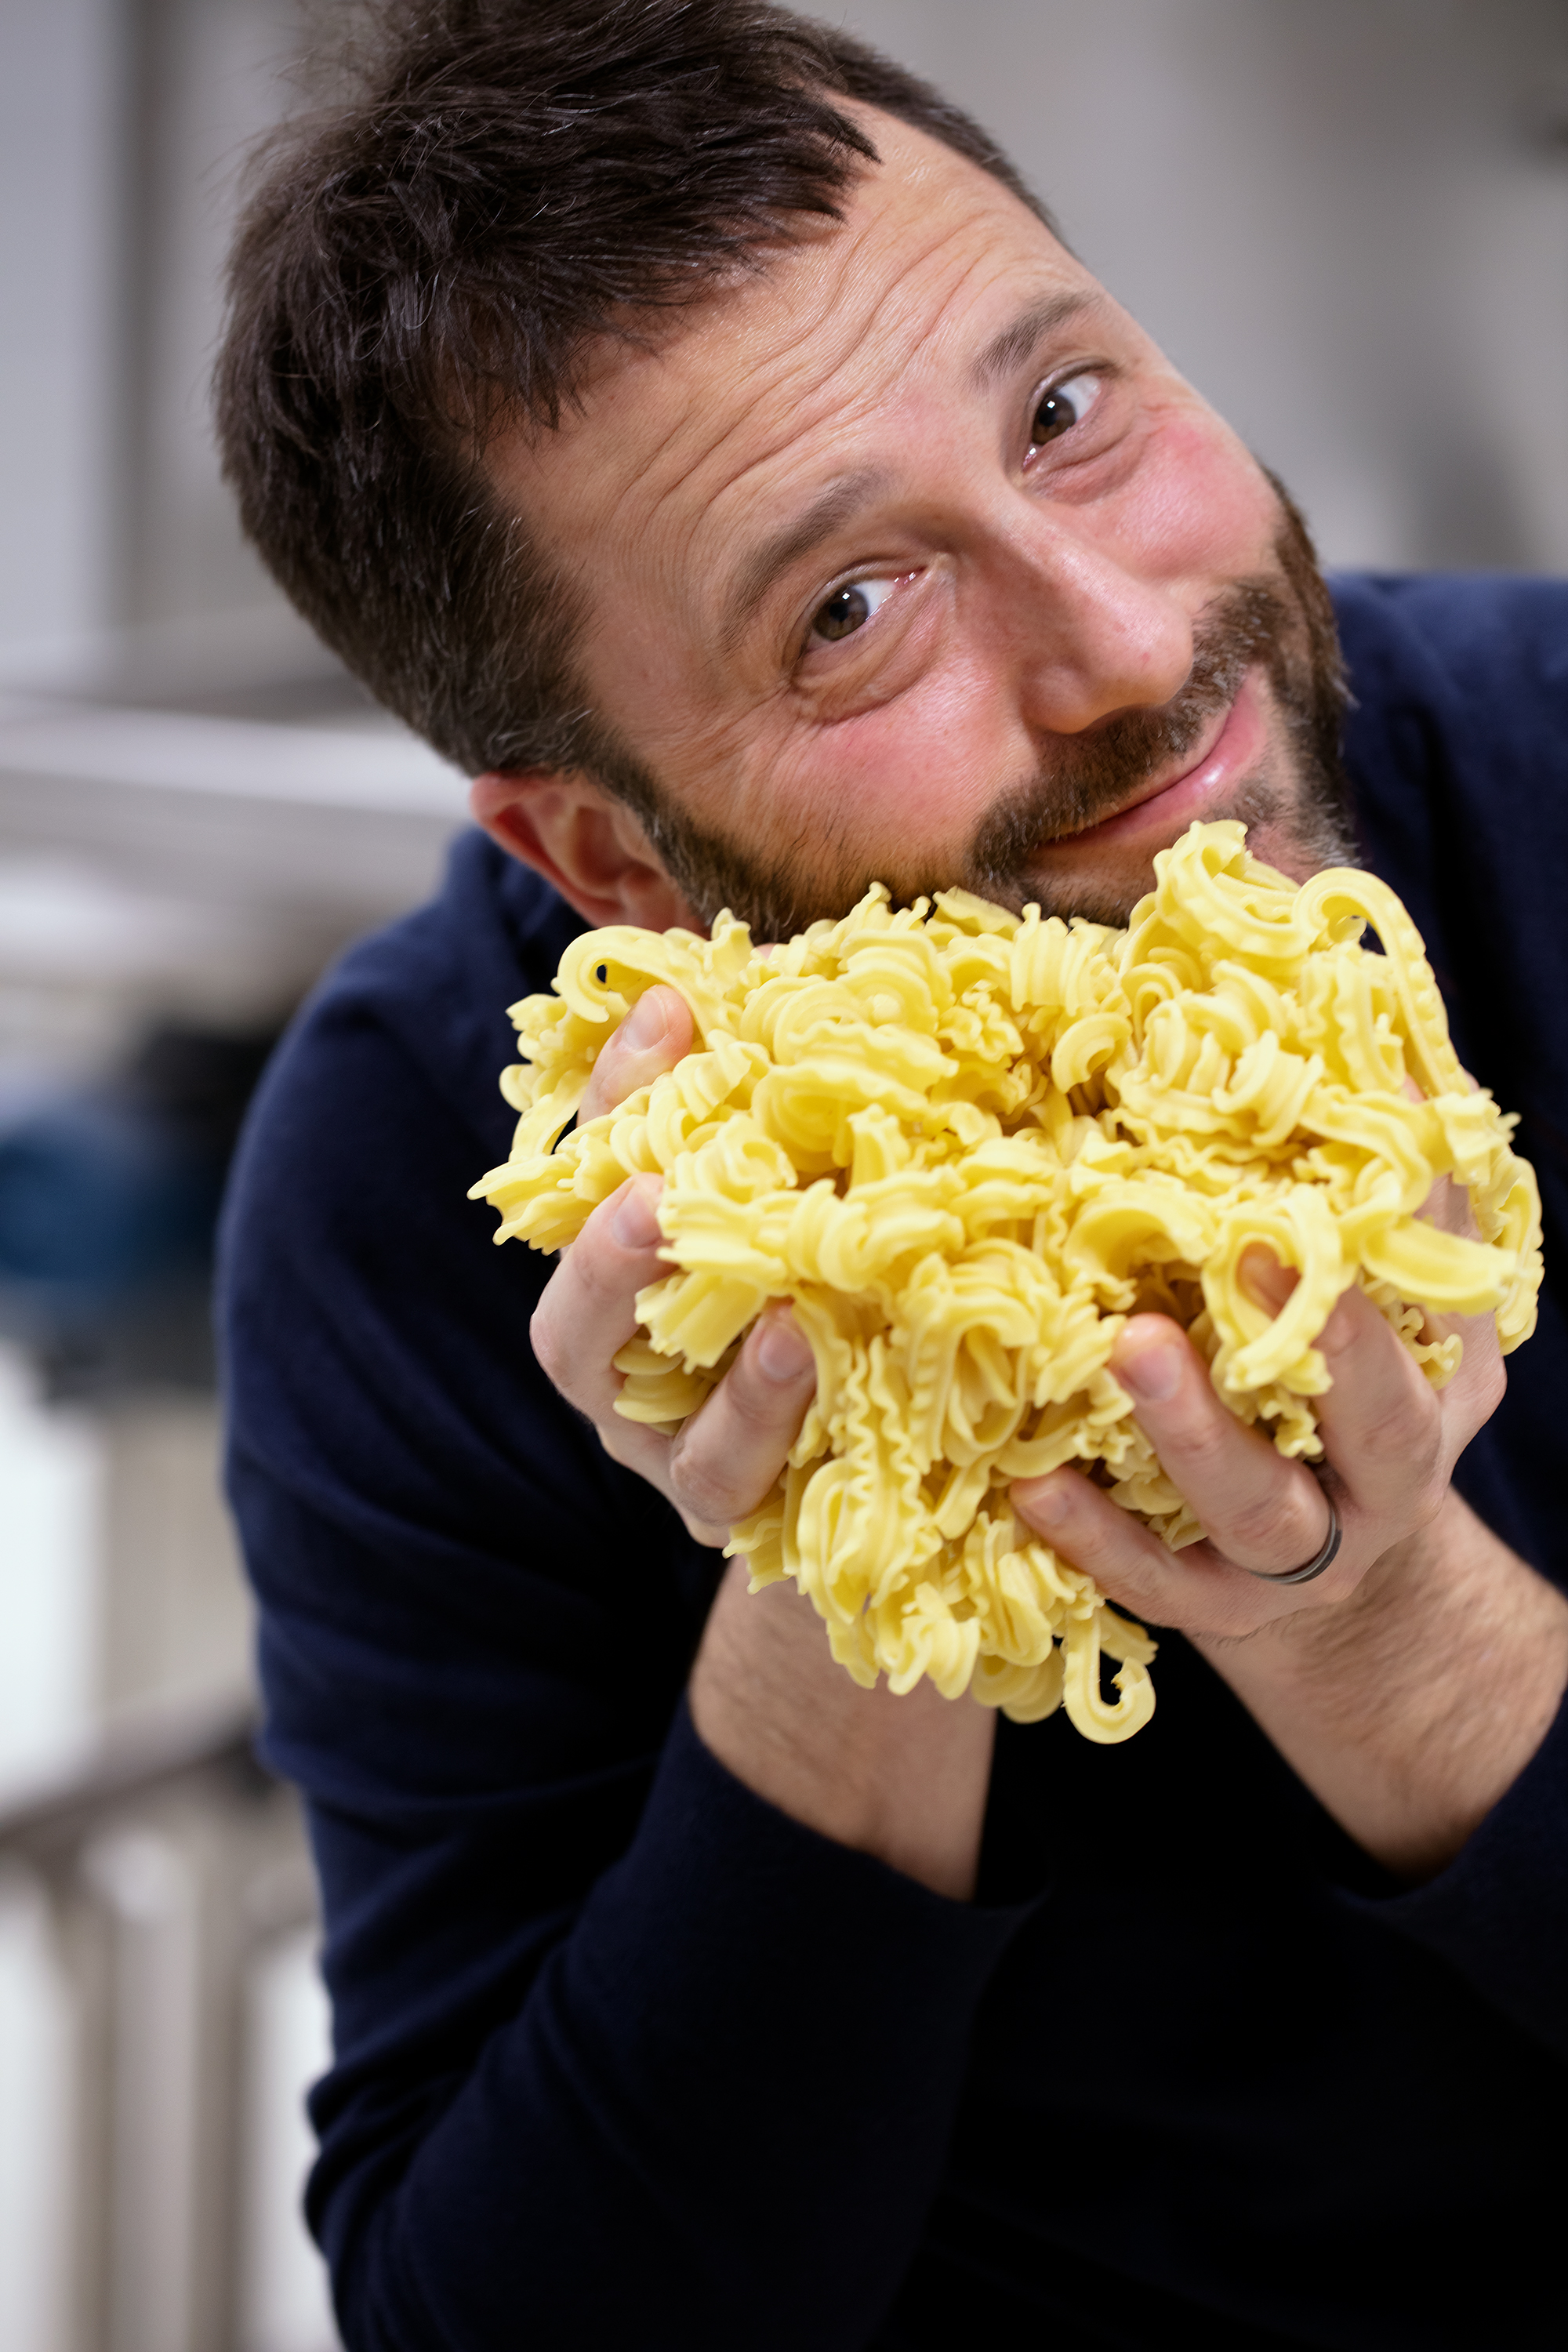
1011, 1251, 1568, 1880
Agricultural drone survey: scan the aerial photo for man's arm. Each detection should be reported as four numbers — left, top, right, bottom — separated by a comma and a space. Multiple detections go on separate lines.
1010, 1265, 1568, 1882
1199, 1490, 1566, 1875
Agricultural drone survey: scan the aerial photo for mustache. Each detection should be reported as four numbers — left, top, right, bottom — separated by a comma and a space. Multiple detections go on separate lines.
960, 581, 1287, 909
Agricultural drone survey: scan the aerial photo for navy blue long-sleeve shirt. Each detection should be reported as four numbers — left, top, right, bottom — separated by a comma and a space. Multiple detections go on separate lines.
221, 574, 1568, 2351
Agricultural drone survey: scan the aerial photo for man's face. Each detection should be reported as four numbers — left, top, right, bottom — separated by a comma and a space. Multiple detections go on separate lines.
492, 108, 1352, 936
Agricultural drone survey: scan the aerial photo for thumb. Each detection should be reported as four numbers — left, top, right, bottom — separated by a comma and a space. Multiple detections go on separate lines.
579, 985, 693, 1123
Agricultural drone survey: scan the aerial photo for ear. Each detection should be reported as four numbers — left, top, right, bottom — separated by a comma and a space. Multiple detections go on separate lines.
470, 770, 700, 932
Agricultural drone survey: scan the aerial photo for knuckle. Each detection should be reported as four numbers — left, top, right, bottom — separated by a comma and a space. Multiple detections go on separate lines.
1160, 1407, 1234, 1487
724, 1363, 804, 1441
571, 1251, 624, 1309
1091, 1556, 1160, 1617
1356, 1388, 1440, 1480
1051, 1501, 1153, 1591
1224, 1483, 1317, 1563
668, 1453, 744, 1530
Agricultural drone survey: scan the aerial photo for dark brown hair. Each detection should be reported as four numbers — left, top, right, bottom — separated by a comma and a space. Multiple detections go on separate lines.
215, 0, 1053, 779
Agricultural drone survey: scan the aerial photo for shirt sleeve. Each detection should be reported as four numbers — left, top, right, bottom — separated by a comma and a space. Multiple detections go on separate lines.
221, 958, 1037, 2352
1330, 1687, 1568, 2063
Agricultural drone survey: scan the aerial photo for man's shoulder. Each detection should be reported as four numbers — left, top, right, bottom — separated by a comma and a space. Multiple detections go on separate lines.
276, 829, 583, 1154
217, 823, 675, 1581
1331, 568, 1568, 673
1330, 570, 1567, 805
1329, 569, 1567, 952
218, 828, 582, 1460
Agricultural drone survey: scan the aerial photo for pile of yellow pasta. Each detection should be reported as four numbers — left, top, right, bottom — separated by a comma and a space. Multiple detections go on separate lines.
470, 821, 1541, 1743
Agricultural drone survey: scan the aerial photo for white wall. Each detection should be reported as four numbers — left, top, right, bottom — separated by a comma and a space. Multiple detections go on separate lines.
127, 0, 314, 634
0, 0, 124, 660
0, 0, 318, 683
239, 1927, 339, 2352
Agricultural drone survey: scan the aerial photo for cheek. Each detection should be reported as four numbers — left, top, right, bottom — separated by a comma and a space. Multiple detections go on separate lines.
1119, 411, 1279, 581
724, 657, 1025, 873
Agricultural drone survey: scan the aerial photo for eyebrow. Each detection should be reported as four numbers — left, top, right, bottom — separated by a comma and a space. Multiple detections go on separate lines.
968, 289, 1104, 392
720, 466, 894, 655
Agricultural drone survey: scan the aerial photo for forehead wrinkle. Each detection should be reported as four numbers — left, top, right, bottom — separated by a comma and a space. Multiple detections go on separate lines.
622, 384, 887, 652
668, 227, 1036, 644
655, 192, 1015, 507
621, 354, 892, 640
607, 307, 878, 577
583, 158, 1042, 534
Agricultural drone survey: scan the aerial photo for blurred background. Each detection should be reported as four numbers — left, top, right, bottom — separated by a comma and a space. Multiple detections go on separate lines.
0, 2, 1564, 2347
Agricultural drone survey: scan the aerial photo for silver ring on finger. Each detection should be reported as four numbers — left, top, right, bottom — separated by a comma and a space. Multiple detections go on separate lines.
1247, 1491, 1342, 1585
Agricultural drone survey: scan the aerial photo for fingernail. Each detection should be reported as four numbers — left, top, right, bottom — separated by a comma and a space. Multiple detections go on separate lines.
612, 1185, 661, 1251
1015, 1479, 1070, 1528
621, 990, 670, 1051
753, 1316, 814, 1383
1117, 1339, 1183, 1403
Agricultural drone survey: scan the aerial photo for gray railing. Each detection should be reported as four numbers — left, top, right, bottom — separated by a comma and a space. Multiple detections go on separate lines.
0, 1700, 325, 2352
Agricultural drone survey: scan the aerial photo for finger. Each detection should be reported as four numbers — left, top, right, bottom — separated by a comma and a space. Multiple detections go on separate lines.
1011, 1466, 1315, 1639
1431, 1295, 1505, 1428
579, 985, 692, 1126
1419, 1170, 1479, 1240
530, 1174, 668, 1425
1244, 1250, 1448, 1528
1396, 1176, 1508, 1433
1109, 1313, 1332, 1575
666, 1307, 818, 1535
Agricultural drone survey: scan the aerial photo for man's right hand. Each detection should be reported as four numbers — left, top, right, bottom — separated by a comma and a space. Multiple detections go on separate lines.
527, 982, 997, 1901
528, 985, 818, 1545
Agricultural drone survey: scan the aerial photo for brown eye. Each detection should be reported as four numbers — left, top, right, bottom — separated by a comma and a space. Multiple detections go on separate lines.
808, 574, 898, 647
812, 584, 872, 641
1029, 369, 1102, 452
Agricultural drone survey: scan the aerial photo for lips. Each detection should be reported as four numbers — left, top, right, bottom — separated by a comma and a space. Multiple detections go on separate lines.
1054, 670, 1269, 850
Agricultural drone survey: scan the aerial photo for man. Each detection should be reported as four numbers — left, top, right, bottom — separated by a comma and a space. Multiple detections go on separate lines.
216, 4, 1568, 2346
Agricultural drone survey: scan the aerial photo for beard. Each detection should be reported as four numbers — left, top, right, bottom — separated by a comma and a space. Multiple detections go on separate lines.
580, 474, 1359, 942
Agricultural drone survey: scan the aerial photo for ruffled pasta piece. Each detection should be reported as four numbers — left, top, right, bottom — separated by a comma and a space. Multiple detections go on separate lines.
470, 821, 1543, 1740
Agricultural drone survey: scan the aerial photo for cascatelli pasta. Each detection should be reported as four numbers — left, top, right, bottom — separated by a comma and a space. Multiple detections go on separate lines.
470, 821, 1541, 1744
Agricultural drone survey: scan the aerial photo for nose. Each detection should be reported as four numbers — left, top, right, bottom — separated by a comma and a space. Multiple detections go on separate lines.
988, 506, 1197, 739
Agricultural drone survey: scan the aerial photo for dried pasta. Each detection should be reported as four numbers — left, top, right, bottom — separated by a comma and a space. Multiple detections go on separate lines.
470, 821, 1541, 1744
